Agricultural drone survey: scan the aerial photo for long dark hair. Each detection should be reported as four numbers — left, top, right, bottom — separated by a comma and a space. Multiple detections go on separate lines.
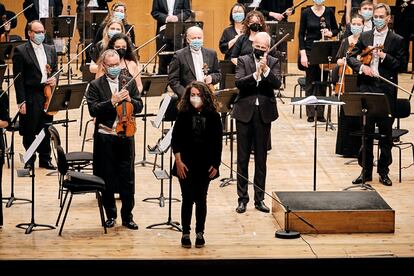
177, 81, 219, 113
107, 33, 137, 62
229, 3, 246, 26
242, 10, 266, 36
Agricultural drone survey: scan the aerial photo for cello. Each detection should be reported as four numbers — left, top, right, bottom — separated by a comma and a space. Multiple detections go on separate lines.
335, 43, 355, 95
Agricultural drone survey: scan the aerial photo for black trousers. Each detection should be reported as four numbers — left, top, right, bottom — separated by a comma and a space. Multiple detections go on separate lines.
305, 64, 326, 118
236, 107, 271, 204
93, 133, 135, 222
179, 174, 210, 235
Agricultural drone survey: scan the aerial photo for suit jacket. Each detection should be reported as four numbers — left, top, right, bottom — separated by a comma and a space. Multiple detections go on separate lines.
347, 29, 406, 113
23, 0, 63, 22
86, 75, 143, 134
232, 54, 281, 124
168, 46, 221, 97
151, 0, 192, 34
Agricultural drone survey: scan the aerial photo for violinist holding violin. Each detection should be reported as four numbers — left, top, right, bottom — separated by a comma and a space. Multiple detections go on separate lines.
12, 20, 58, 170
87, 49, 143, 230
347, 3, 406, 187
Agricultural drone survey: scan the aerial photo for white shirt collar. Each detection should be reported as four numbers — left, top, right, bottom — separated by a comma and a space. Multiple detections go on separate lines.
374, 27, 388, 37
30, 40, 44, 50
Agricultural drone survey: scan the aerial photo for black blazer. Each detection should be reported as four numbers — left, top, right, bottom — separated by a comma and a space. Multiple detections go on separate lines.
12, 41, 58, 105
232, 54, 281, 124
86, 75, 143, 134
23, 0, 63, 22
168, 46, 221, 97
151, 0, 192, 34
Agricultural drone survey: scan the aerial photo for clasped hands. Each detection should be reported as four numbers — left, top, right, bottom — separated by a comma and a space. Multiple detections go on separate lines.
111, 88, 131, 106
255, 54, 269, 79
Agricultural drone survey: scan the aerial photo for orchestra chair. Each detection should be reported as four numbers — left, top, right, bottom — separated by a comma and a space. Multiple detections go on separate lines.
292, 76, 306, 118
54, 144, 106, 236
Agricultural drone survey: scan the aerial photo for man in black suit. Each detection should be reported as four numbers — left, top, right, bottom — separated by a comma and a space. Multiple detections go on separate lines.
233, 32, 281, 214
168, 26, 221, 98
13, 20, 58, 170
347, 3, 406, 187
87, 49, 143, 230
151, 0, 192, 75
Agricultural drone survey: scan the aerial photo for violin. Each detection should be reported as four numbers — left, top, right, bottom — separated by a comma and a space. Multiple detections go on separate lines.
357, 44, 384, 65
115, 78, 136, 137
202, 63, 215, 93
335, 43, 355, 95
43, 64, 57, 116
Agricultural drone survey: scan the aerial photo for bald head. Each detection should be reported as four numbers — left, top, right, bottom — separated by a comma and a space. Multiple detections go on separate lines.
186, 26, 204, 51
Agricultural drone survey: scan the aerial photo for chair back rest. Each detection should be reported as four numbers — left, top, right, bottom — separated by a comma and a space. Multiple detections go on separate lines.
48, 125, 62, 147
55, 145, 68, 175
395, 99, 411, 119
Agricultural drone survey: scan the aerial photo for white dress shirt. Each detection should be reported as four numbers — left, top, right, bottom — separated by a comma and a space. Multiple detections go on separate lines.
39, 0, 49, 19
190, 48, 205, 82
370, 27, 388, 76
87, 0, 99, 8
98, 76, 119, 135
252, 56, 270, 105
31, 40, 48, 83
167, 0, 176, 16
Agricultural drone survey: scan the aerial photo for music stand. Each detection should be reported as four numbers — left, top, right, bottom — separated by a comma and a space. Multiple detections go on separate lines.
16, 129, 55, 234
47, 82, 88, 153
90, 10, 107, 40
291, 96, 344, 191
219, 60, 235, 90
342, 92, 392, 190
135, 75, 168, 167
266, 21, 295, 42
215, 88, 239, 187
164, 21, 204, 51
54, 16, 77, 82
0, 64, 6, 85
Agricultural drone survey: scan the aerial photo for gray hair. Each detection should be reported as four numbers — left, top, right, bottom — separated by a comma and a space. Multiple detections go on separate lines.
255, 32, 271, 47
100, 49, 120, 64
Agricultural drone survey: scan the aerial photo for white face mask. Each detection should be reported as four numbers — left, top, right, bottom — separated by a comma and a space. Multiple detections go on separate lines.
190, 96, 203, 109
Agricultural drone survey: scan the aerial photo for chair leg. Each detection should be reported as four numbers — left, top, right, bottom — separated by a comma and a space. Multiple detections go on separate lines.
97, 191, 107, 234
292, 84, 298, 114
82, 119, 93, 151
79, 100, 85, 136
56, 189, 69, 226
59, 193, 73, 236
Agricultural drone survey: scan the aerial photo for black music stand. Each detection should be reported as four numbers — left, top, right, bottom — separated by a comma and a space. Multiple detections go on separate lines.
342, 92, 391, 191
47, 82, 87, 153
291, 96, 344, 191
135, 75, 168, 167
266, 21, 295, 42
164, 21, 204, 51
16, 129, 55, 234
219, 60, 235, 90
309, 40, 341, 131
216, 88, 239, 187
0, 64, 6, 85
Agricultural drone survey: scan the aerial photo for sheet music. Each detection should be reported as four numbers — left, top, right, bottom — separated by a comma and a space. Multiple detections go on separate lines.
22, 129, 46, 164
290, 95, 344, 105
158, 124, 174, 153
151, 94, 171, 129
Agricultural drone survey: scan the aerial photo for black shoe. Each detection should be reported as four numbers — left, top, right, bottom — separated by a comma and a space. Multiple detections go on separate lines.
181, 234, 191, 248
105, 218, 116, 228
254, 201, 270, 213
24, 163, 33, 170
317, 117, 327, 122
122, 220, 138, 230
352, 173, 373, 184
379, 174, 392, 186
195, 232, 205, 248
236, 202, 246, 213
307, 117, 314, 122
39, 161, 56, 170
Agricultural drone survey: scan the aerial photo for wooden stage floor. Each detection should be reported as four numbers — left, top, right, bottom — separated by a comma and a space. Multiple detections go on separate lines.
1, 66, 414, 270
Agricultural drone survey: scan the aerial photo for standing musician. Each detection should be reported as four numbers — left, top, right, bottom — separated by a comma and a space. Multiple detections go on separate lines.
86, 49, 143, 230
233, 32, 281, 214
151, 0, 192, 75
298, 0, 338, 123
76, 0, 112, 43
12, 20, 58, 170
346, 0, 377, 24
347, 3, 406, 187
259, 0, 293, 21
343, 0, 375, 38
168, 26, 221, 98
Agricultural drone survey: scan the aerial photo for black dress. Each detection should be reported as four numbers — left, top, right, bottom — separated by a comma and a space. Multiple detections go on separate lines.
219, 26, 238, 61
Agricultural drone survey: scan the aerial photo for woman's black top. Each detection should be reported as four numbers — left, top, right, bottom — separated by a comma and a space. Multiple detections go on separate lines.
219, 26, 238, 60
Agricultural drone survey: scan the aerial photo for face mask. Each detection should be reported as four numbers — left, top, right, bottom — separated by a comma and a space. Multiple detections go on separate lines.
33, 33, 45, 45
113, 11, 125, 21
116, 48, 127, 59
249, 23, 261, 32
313, 0, 325, 5
108, 30, 121, 39
232, 12, 245, 23
361, 10, 373, 21
189, 39, 203, 51
106, 66, 121, 79
253, 48, 265, 59
190, 96, 203, 109
373, 18, 386, 30
350, 24, 363, 35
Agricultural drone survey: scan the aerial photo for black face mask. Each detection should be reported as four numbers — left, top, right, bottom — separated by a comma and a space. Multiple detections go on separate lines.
253, 48, 265, 59
116, 48, 127, 59
249, 23, 261, 32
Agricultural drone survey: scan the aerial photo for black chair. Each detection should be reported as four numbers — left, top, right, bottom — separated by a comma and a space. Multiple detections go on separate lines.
54, 144, 106, 236
293, 77, 306, 118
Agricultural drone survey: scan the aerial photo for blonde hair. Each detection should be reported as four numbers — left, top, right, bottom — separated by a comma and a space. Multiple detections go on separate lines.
101, 19, 125, 49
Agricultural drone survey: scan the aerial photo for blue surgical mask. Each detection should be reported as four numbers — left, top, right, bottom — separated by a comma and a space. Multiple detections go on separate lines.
373, 18, 386, 30
350, 24, 363, 35
108, 30, 121, 39
313, 0, 325, 5
232, 12, 245, 23
106, 66, 121, 79
113, 11, 125, 21
189, 39, 203, 51
33, 33, 45, 45
361, 10, 373, 21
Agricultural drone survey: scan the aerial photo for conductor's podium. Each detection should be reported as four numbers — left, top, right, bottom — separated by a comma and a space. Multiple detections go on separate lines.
272, 191, 395, 234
